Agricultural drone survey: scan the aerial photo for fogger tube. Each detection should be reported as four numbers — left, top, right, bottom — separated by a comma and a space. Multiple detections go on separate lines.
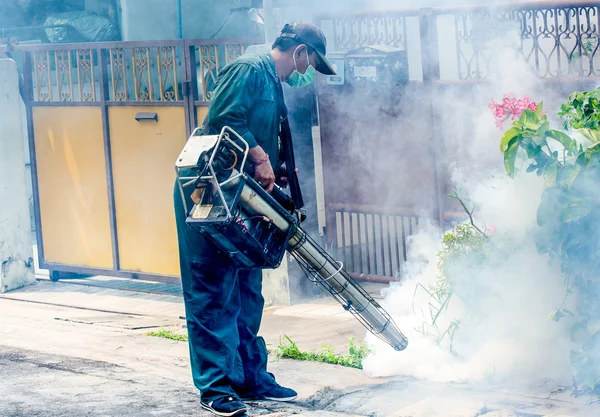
236, 182, 408, 351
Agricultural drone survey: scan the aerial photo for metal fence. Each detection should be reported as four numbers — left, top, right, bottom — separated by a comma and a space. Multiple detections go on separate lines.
441, 2, 600, 80
329, 204, 421, 283
18, 38, 261, 104
316, 1, 600, 81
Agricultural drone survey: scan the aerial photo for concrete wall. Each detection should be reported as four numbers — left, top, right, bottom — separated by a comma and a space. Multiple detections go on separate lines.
120, 0, 256, 41
120, 0, 179, 40
0, 59, 35, 293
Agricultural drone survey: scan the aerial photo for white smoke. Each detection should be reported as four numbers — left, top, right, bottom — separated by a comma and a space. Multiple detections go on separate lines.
268, 0, 592, 388
363, 173, 574, 385
362, 40, 576, 385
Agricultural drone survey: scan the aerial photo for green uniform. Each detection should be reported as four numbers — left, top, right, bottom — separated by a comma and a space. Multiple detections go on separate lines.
201, 51, 285, 166
173, 52, 287, 403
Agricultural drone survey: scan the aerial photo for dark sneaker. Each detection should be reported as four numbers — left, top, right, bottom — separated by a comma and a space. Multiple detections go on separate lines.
200, 396, 247, 417
242, 384, 298, 402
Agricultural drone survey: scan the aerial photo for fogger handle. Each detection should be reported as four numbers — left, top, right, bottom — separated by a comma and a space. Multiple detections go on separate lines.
271, 186, 306, 223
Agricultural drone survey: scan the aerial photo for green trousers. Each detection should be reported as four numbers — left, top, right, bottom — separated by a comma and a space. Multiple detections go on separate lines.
174, 183, 277, 402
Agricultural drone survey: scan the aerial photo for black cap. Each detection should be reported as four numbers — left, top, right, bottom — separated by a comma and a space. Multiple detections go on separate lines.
278, 22, 336, 76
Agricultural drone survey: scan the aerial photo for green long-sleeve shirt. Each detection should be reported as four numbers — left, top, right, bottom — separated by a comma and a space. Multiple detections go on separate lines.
201, 51, 286, 169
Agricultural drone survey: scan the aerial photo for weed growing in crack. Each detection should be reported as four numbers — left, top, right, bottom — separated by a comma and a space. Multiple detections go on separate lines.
146, 328, 188, 342
275, 335, 370, 369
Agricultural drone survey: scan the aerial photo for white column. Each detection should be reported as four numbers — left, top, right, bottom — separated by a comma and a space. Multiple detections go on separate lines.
262, 255, 291, 307
0, 58, 35, 293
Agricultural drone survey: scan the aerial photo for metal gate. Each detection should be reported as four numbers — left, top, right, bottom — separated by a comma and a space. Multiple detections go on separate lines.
1, 37, 261, 283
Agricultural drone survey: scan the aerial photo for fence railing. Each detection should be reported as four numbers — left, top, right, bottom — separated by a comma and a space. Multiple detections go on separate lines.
1, 37, 263, 104
322, 10, 417, 53
327, 204, 423, 283
440, 1, 600, 80
315, 1, 600, 81
327, 204, 468, 284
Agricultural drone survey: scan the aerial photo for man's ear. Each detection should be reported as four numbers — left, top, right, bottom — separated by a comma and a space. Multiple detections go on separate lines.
296, 44, 307, 58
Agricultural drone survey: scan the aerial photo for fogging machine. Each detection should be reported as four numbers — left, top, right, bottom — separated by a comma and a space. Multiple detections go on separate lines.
175, 126, 408, 351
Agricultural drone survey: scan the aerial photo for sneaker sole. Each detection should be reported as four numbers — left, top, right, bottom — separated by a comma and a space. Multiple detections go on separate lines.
200, 402, 247, 417
262, 395, 297, 402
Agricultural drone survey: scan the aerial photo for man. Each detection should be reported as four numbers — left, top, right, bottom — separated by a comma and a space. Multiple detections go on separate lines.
173, 22, 335, 417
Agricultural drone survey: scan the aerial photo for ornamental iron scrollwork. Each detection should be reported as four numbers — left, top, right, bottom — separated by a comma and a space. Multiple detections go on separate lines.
331, 15, 408, 52
76, 49, 96, 101
198, 44, 219, 101
33, 51, 52, 102
157, 46, 179, 102
110, 48, 128, 101
225, 44, 245, 65
452, 5, 600, 79
132, 47, 154, 101
55, 50, 73, 102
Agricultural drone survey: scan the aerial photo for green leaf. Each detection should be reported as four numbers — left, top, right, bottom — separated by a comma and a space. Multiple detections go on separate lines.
578, 128, 600, 143
500, 127, 521, 152
550, 309, 566, 322
587, 316, 600, 338
561, 198, 593, 223
557, 164, 581, 188
543, 161, 558, 187
560, 233, 580, 255
583, 329, 600, 352
504, 137, 520, 178
533, 121, 550, 145
521, 109, 542, 130
577, 142, 600, 170
587, 142, 600, 154
576, 151, 591, 169
537, 188, 560, 227
547, 130, 576, 150
570, 349, 588, 369
522, 141, 544, 161
535, 101, 544, 118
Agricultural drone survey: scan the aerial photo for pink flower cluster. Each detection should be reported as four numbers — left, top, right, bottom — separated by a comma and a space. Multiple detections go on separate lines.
489, 94, 539, 128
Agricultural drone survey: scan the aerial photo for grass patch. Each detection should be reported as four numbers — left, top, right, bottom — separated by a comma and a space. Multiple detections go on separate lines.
275, 335, 370, 369
145, 330, 370, 370
146, 328, 188, 342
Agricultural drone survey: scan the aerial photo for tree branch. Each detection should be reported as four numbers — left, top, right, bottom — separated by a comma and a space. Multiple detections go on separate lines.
452, 192, 490, 240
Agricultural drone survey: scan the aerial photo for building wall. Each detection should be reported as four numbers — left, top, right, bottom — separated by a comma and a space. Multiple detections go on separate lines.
120, 0, 257, 41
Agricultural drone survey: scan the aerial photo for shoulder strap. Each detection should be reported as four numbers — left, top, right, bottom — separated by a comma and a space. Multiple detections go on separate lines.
280, 117, 304, 209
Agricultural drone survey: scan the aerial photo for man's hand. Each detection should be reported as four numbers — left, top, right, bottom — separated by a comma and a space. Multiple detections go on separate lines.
249, 146, 275, 193
254, 163, 276, 193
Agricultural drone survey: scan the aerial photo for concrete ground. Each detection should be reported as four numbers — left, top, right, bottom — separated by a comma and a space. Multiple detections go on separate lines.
2, 279, 600, 417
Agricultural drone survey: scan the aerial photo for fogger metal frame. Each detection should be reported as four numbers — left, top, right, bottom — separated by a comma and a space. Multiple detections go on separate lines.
175, 126, 249, 220
175, 127, 409, 351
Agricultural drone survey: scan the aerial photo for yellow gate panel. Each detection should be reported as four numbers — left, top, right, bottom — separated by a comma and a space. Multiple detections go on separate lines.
32, 106, 114, 269
196, 107, 209, 127
109, 106, 186, 276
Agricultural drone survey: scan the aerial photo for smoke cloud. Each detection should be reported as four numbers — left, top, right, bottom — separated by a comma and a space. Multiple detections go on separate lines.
361, 33, 579, 386
363, 174, 574, 385
273, 0, 599, 389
